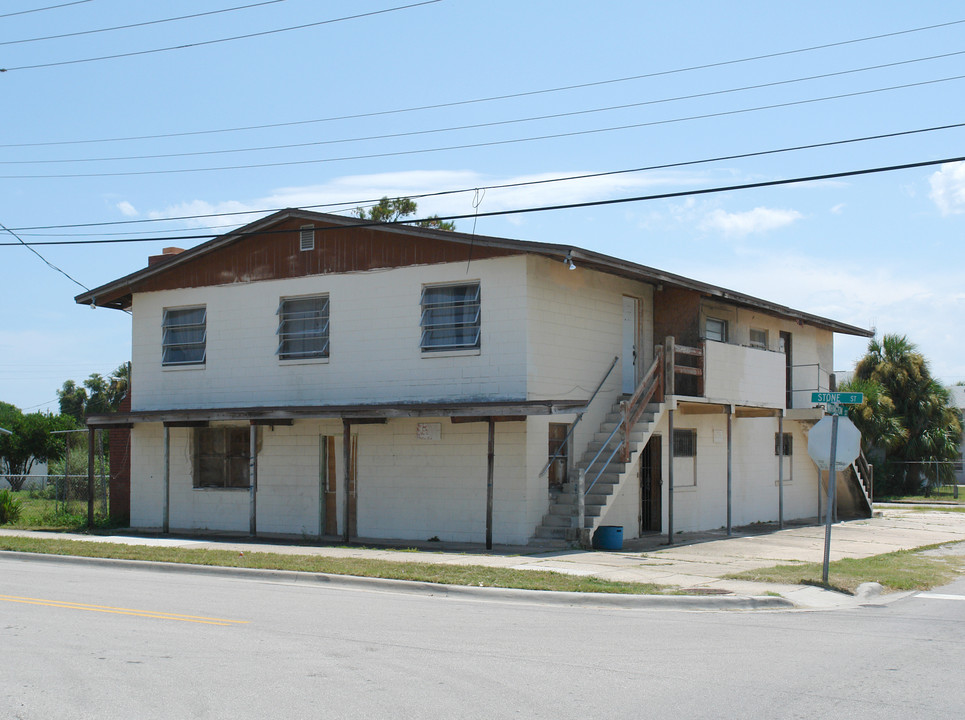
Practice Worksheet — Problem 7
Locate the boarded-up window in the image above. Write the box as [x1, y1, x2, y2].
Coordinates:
[195, 427, 249, 489]
[775, 432, 793, 456]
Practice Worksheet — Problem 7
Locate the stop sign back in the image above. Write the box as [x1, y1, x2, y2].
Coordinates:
[807, 416, 861, 471]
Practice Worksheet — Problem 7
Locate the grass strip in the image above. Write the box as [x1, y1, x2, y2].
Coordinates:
[726, 542, 965, 594]
[0, 535, 668, 595]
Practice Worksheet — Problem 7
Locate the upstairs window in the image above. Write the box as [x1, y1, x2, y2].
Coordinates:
[299, 225, 315, 251]
[194, 427, 249, 489]
[705, 317, 727, 343]
[277, 295, 330, 360]
[420, 283, 481, 352]
[749, 328, 767, 350]
[162, 306, 206, 366]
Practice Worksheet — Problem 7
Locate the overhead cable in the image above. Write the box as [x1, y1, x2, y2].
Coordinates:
[4, 154, 963, 247]
[3, 74, 963, 179]
[6, 51, 963, 166]
[6, 121, 965, 234]
[0, 0, 444, 72]
[1, 16, 961, 144]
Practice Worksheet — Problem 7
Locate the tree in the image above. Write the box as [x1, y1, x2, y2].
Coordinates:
[847, 334, 962, 495]
[354, 196, 456, 231]
[0, 404, 76, 491]
[58, 364, 130, 421]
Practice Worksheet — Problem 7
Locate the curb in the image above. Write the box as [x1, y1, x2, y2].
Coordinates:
[1, 550, 795, 610]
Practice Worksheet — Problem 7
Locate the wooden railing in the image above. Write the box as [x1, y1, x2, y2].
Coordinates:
[620, 348, 664, 462]
[853, 449, 874, 508]
[662, 336, 704, 398]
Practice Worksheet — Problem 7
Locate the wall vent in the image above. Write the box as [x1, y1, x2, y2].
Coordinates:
[299, 225, 315, 251]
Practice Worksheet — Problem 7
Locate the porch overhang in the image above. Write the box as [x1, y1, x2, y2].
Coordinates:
[670, 396, 797, 418]
[83, 399, 586, 429]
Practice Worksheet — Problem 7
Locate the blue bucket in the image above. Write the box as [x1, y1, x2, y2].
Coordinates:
[593, 525, 623, 551]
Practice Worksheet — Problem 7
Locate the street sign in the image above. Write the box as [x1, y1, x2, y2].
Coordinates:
[811, 392, 863, 405]
[826, 403, 849, 417]
[807, 415, 861, 471]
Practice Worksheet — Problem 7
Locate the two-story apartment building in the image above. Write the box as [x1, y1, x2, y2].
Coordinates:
[78, 209, 872, 546]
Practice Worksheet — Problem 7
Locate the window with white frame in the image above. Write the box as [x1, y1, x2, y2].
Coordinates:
[194, 427, 250, 489]
[162, 306, 206, 366]
[277, 295, 330, 360]
[705, 317, 727, 343]
[749, 328, 767, 349]
[420, 283, 481, 352]
[672, 428, 697, 487]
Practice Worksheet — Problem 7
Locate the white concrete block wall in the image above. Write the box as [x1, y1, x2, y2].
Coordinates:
[131, 256, 529, 411]
[704, 342, 785, 407]
[525, 255, 655, 491]
[653, 413, 819, 534]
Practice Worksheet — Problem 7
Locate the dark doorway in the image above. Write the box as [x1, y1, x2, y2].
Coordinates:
[640, 435, 662, 533]
[780, 331, 793, 409]
[548, 423, 569, 490]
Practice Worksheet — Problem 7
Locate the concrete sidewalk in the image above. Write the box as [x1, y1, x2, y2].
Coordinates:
[3, 506, 964, 609]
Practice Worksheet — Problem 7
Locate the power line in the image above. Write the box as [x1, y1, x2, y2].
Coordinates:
[0, 1, 90, 20]
[0, 0, 444, 72]
[3, 154, 963, 247]
[7, 51, 962, 166]
[6, 121, 965, 234]
[0, 220, 89, 290]
[3, 74, 963, 179]
[0, 1, 289, 47]
[2, 16, 962, 145]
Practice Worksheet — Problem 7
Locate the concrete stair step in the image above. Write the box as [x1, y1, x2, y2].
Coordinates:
[541, 514, 573, 528]
[548, 503, 576, 516]
[535, 526, 579, 540]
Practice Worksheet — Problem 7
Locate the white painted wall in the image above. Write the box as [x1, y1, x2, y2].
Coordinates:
[654, 413, 818, 534]
[704, 342, 785, 407]
[131, 256, 529, 411]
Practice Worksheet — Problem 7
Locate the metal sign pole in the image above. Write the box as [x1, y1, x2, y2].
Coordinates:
[821, 413, 839, 584]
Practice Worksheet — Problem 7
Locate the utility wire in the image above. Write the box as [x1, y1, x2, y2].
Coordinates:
[0, 1, 90, 19]
[0, 1, 288, 47]
[3, 74, 963, 179]
[4, 154, 963, 247]
[7, 51, 962, 166]
[0, 220, 89, 289]
[7, 121, 965, 234]
[0, 0, 444, 72]
[2, 16, 961, 144]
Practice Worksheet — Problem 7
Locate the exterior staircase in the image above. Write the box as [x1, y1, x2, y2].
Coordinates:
[531, 397, 665, 545]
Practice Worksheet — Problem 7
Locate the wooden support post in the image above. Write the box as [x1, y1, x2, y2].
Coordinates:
[248, 424, 257, 537]
[162, 426, 170, 534]
[577, 468, 587, 548]
[486, 418, 495, 550]
[342, 419, 351, 544]
[726, 406, 733, 536]
[668, 408, 675, 545]
[778, 411, 785, 530]
[87, 427, 95, 530]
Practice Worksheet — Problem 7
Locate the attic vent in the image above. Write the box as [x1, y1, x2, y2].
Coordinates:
[299, 225, 315, 251]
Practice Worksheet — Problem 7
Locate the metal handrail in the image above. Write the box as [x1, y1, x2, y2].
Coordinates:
[539, 355, 619, 478]
[583, 422, 625, 496]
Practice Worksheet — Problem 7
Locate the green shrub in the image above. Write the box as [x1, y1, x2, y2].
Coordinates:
[0, 489, 23, 524]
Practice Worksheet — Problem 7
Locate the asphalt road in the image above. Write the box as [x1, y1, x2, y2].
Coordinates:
[2, 555, 964, 719]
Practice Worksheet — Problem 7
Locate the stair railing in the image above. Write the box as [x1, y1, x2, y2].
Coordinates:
[585, 350, 665, 496]
[539, 355, 619, 478]
[620, 348, 664, 462]
[852, 448, 874, 508]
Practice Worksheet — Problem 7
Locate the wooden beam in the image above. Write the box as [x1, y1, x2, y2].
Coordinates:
[450, 415, 525, 424]
[342, 419, 351, 544]
[163, 420, 208, 428]
[250, 418, 293, 426]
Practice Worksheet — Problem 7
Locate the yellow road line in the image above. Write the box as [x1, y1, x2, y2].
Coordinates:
[0, 594, 249, 626]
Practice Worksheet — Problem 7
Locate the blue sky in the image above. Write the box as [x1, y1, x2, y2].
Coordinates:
[2, 0, 964, 413]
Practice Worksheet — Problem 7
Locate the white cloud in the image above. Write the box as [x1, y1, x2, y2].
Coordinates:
[929, 161, 965, 215]
[116, 201, 138, 217]
[699, 207, 803, 237]
[146, 168, 716, 228]
[830, 203, 845, 215]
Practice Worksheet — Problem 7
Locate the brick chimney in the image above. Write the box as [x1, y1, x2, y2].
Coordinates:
[148, 246, 185, 266]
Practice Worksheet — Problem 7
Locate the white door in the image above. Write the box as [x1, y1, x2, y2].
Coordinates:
[622, 296, 638, 394]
